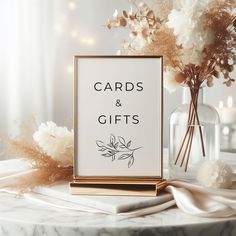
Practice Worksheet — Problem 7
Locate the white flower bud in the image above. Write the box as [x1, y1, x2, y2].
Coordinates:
[197, 160, 233, 189]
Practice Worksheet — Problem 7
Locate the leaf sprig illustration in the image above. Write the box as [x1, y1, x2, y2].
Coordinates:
[96, 134, 142, 168]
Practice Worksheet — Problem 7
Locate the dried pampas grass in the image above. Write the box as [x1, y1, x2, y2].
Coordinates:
[107, 0, 236, 87]
[152, 0, 173, 22]
[141, 28, 182, 70]
[5, 118, 73, 192]
[107, 0, 236, 172]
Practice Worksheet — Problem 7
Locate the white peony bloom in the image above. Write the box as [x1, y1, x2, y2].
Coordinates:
[197, 160, 233, 189]
[166, 0, 215, 65]
[33, 121, 73, 166]
[164, 67, 179, 93]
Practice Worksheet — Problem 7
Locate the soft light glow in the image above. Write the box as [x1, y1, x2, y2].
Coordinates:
[222, 126, 230, 135]
[67, 65, 73, 74]
[227, 96, 233, 108]
[80, 37, 95, 46]
[80, 37, 87, 43]
[219, 100, 224, 109]
[61, 14, 67, 21]
[68, 1, 76, 10]
[54, 24, 63, 33]
[70, 30, 78, 38]
[87, 38, 95, 45]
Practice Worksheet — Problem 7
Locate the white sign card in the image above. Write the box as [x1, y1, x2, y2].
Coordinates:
[74, 56, 163, 181]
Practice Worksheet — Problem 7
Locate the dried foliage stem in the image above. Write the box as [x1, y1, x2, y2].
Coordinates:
[8, 139, 73, 191]
[108, 0, 236, 171]
[174, 83, 206, 171]
[190, 87, 206, 157]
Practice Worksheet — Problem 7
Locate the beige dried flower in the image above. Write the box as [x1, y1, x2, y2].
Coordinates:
[7, 119, 73, 191]
[107, 0, 236, 90]
[175, 72, 187, 83]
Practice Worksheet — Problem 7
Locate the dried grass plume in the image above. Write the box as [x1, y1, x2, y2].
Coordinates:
[6, 118, 73, 191]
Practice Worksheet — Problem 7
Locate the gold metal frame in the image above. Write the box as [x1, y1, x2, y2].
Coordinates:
[73, 55, 163, 183]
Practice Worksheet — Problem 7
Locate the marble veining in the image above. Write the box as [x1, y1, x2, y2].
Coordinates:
[0, 192, 235, 236]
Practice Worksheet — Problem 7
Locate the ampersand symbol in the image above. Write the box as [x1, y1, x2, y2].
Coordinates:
[116, 99, 122, 107]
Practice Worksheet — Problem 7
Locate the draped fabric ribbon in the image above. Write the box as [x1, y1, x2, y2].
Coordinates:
[0, 159, 236, 217]
[166, 180, 236, 217]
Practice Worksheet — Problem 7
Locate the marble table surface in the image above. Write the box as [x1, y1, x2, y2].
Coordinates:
[0, 150, 236, 236]
[0, 190, 236, 236]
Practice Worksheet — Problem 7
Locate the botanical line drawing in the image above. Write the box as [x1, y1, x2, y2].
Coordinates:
[96, 134, 142, 168]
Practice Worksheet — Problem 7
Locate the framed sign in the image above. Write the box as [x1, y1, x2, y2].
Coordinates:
[74, 56, 163, 183]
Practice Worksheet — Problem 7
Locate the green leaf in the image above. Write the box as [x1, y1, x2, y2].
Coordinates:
[112, 155, 115, 161]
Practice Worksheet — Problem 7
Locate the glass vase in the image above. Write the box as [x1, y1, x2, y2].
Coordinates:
[169, 86, 220, 180]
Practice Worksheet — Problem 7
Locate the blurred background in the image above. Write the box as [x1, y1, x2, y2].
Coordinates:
[0, 0, 235, 151]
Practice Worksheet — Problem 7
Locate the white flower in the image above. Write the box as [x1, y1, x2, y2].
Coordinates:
[166, 0, 215, 65]
[113, 9, 118, 18]
[197, 160, 233, 189]
[181, 48, 204, 66]
[164, 67, 179, 93]
[33, 121, 73, 166]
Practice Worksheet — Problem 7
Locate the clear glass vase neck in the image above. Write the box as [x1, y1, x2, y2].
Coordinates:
[182, 86, 204, 104]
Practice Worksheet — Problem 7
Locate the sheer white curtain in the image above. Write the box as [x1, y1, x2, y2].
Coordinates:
[0, 0, 129, 139]
[0, 0, 55, 135]
[1, 0, 231, 151]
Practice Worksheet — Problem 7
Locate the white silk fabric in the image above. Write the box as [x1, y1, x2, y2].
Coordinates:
[0, 159, 236, 217]
[166, 180, 236, 217]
